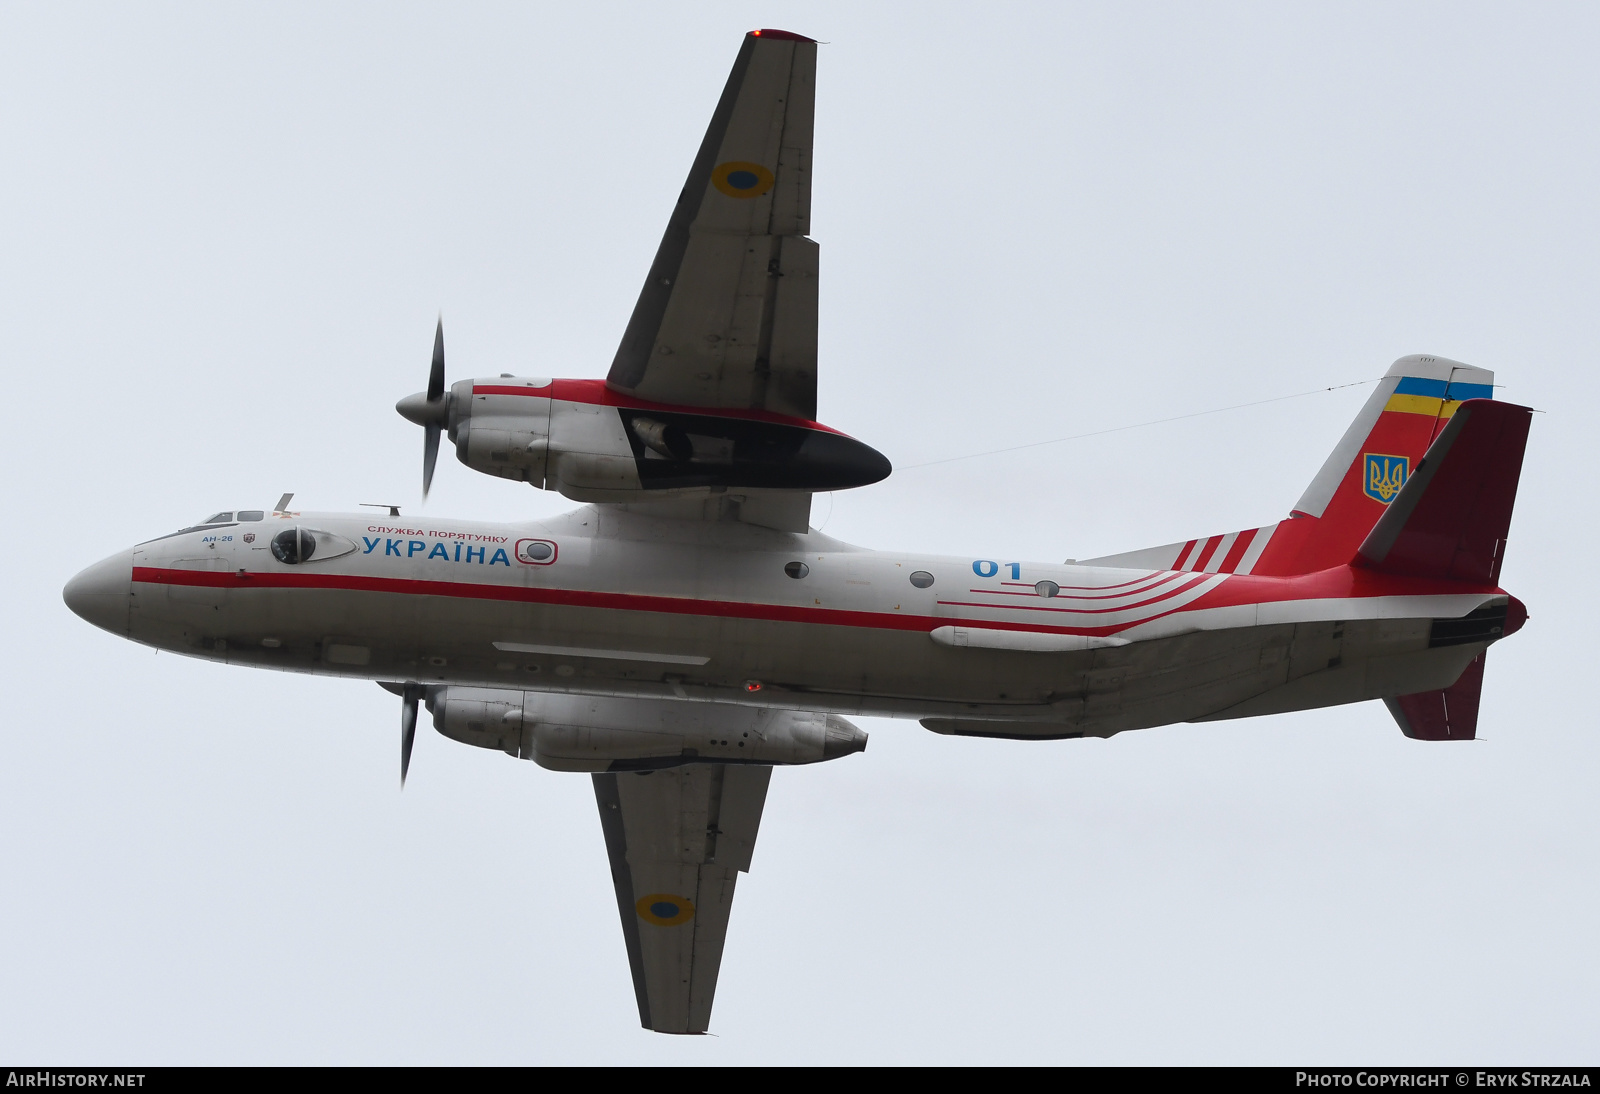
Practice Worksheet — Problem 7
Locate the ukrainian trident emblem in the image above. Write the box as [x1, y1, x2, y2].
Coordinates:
[1363, 454, 1409, 504]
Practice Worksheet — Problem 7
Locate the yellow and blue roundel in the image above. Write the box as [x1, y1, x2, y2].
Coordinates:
[1363, 453, 1409, 504]
[711, 161, 775, 199]
[636, 893, 696, 926]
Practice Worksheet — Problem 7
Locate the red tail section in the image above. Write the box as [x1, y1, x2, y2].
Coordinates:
[1080, 356, 1507, 579]
[1084, 356, 1505, 578]
[1081, 356, 1532, 744]
[1251, 356, 1497, 576]
[1358, 397, 1533, 742]
[1355, 399, 1533, 584]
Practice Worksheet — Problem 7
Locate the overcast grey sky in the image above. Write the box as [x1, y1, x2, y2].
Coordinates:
[3, 2, 1597, 1064]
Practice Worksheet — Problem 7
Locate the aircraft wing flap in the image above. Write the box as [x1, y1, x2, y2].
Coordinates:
[593, 763, 773, 1034]
[608, 32, 818, 421]
[768, 235, 819, 404]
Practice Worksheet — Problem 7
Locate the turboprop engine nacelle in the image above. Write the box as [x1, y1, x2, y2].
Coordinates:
[428, 687, 868, 772]
[403, 375, 891, 503]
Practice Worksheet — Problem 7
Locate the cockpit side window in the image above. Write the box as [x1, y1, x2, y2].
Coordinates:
[237, 510, 264, 522]
[203, 512, 234, 523]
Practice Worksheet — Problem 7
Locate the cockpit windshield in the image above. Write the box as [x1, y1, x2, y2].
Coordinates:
[140, 508, 260, 547]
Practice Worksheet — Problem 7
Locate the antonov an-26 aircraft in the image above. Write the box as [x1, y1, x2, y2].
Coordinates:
[64, 30, 1533, 1034]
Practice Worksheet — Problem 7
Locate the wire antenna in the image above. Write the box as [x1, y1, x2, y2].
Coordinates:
[898, 379, 1378, 471]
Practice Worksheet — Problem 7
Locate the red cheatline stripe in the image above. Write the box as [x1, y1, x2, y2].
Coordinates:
[470, 378, 848, 436]
[936, 573, 1215, 617]
[968, 572, 1193, 602]
[135, 566, 1137, 637]
[1217, 527, 1257, 573]
[133, 562, 1498, 641]
[1190, 535, 1226, 572]
[1041, 573, 1177, 592]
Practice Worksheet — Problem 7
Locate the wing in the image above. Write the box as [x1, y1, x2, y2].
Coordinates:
[593, 763, 772, 1033]
[607, 30, 819, 421]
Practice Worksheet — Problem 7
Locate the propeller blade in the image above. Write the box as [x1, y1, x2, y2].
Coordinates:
[396, 318, 449, 501]
[400, 683, 422, 788]
[428, 318, 445, 402]
[422, 424, 440, 498]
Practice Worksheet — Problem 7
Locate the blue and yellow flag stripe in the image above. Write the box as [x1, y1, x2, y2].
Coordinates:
[1385, 375, 1496, 418]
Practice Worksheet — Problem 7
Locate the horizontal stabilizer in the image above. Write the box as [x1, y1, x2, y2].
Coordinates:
[1384, 654, 1485, 740]
[1356, 399, 1533, 584]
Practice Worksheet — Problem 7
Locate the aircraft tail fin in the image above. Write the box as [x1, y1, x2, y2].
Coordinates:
[1083, 355, 1501, 577]
[1248, 355, 1498, 575]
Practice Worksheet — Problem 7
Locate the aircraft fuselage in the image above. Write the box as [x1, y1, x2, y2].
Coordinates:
[67, 506, 1513, 739]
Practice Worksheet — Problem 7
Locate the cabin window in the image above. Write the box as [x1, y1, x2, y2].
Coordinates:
[1035, 580, 1060, 598]
[784, 561, 809, 579]
[909, 571, 935, 589]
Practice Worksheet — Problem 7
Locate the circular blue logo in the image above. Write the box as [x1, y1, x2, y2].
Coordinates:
[712, 161, 775, 199]
[636, 892, 696, 926]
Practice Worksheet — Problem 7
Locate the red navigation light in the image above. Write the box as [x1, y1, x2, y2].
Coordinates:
[744, 680, 763, 692]
[749, 29, 816, 42]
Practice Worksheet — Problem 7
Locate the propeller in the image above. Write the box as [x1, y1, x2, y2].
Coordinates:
[395, 318, 450, 498]
[400, 682, 425, 788]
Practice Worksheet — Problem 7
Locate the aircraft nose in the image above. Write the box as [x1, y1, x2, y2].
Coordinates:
[63, 552, 133, 636]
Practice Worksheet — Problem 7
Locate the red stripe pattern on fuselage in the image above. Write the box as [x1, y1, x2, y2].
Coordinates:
[132, 564, 1502, 641]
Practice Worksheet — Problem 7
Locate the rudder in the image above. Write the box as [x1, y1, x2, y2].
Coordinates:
[1354, 398, 1533, 584]
[1358, 396, 1533, 742]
